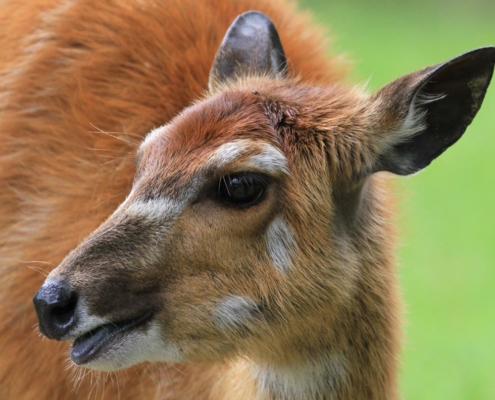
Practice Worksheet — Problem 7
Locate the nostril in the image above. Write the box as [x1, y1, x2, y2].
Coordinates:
[33, 279, 79, 339]
[51, 290, 78, 326]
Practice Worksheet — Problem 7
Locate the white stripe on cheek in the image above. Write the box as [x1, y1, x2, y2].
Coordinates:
[214, 295, 259, 331]
[265, 217, 296, 274]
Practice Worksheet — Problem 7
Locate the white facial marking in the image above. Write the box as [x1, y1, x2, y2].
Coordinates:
[85, 321, 183, 371]
[126, 197, 184, 222]
[245, 143, 289, 175]
[208, 140, 248, 167]
[214, 295, 259, 331]
[208, 139, 289, 175]
[56, 287, 182, 371]
[254, 354, 347, 400]
[109, 197, 186, 265]
[68, 299, 109, 340]
[265, 217, 296, 274]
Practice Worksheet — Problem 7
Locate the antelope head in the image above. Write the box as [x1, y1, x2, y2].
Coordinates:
[33, 12, 494, 377]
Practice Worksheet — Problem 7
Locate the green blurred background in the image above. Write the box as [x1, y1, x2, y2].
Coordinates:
[299, 1, 495, 399]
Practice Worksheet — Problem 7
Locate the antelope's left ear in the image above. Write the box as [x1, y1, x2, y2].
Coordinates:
[372, 47, 495, 176]
[208, 11, 287, 91]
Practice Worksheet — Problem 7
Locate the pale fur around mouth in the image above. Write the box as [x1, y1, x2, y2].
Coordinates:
[70, 311, 154, 365]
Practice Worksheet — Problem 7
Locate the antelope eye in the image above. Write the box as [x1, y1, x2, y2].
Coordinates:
[218, 173, 267, 207]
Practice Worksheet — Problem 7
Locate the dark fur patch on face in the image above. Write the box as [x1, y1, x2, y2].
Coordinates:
[58, 213, 167, 319]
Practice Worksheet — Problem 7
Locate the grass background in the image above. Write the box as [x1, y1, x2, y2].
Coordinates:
[299, 1, 495, 399]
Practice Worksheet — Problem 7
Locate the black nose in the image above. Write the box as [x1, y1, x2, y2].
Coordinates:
[33, 279, 78, 340]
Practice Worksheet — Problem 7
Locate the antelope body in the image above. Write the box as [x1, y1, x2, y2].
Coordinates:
[1, 0, 493, 399]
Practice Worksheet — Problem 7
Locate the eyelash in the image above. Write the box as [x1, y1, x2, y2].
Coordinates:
[217, 172, 268, 208]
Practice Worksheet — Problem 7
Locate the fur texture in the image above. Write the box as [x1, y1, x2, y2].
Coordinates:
[0, 1, 345, 398]
[2, 1, 493, 399]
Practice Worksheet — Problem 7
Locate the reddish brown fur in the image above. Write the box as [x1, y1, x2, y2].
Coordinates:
[0, 1, 347, 398]
[5, 0, 488, 399]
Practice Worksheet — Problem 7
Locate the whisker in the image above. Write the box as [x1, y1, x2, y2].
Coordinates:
[166, 365, 178, 400]
[89, 124, 140, 146]
[18, 259, 55, 266]
[27, 265, 49, 277]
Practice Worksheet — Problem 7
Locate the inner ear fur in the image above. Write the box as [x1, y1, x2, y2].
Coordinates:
[372, 46, 495, 176]
[208, 11, 287, 92]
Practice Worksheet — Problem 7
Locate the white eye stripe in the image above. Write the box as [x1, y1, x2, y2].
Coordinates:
[207, 140, 289, 175]
[120, 142, 287, 225]
[207, 140, 249, 167]
[126, 198, 184, 222]
[245, 143, 290, 175]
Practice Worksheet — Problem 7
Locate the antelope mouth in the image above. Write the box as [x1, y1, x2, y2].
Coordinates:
[70, 311, 154, 365]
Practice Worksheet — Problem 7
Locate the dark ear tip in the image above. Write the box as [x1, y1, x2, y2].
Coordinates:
[208, 9, 287, 90]
[478, 46, 495, 67]
[469, 46, 495, 58]
[236, 10, 273, 22]
[449, 46, 495, 67]
[229, 10, 277, 38]
[229, 10, 281, 43]
[423, 46, 495, 92]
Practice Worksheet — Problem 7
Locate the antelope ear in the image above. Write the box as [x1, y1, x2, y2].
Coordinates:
[373, 47, 495, 176]
[208, 11, 287, 91]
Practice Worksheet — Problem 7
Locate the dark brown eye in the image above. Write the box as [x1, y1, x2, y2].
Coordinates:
[218, 173, 267, 207]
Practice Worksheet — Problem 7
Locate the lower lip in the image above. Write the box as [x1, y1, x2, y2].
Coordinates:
[70, 311, 154, 365]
